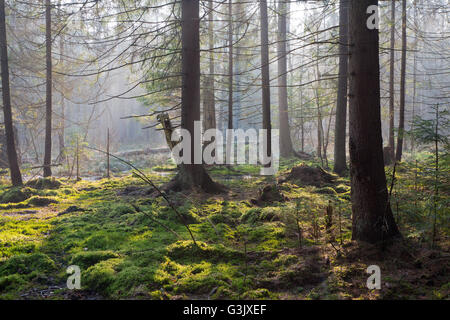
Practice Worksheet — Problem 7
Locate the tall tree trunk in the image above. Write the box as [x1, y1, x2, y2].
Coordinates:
[388, 0, 396, 161]
[396, 0, 407, 162]
[43, 0, 52, 177]
[202, 0, 216, 133]
[0, 0, 22, 186]
[348, 0, 400, 243]
[315, 53, 323, 166]
[334, 0, 349, 175]
[260, 0, 272, 164]
[226, 0, 233, 163]
[411, 0, 417, 156]
[233, 0, 242, 129]
[57, 0, 65, 163]
[277, 0, 294, 157]
[315, 90, 323, 166]
[169, 0, 221, 192]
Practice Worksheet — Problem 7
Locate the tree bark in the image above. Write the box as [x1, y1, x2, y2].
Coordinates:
[202, 0, 216, 133]
[334, 0, 349, 175]
[348, 0, 400, 243]
[277, 0, 294, 158]
[388, 0, 396, 161]
[226, 0, 233, 163]
[0, 0, 22, 186]
[169, 0, 222, 193]
[396, 0, 407, 162]
[57, 0, 65, 163]
[260, 0, 271, 162]
[43, 0, 52, 177]
[410, 0, 417, 156]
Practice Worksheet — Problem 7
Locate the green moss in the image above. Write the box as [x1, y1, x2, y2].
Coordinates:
[0, 187, 32, 204]
[334, 184, 350, 194]
[317, 187, 338, 195]
[154, 258, 236, 295]
[26, 177, 62, 190]
[70, 251, 119, 269]
[0, 274, 26, 292]
[274, 254, 298, 267]
[109, 265, 154, 297]
[83, 258, 122, 294]
[208, 213, 236, 226]
[0, 253, 56, 276]
[241, 288, 275, 299]
[240, 208, 263, 224]
[166, 241, 244, 263]
[339, 191, 351, 201]
[27, 196, 59, 207]
[82, 232, 129, 250]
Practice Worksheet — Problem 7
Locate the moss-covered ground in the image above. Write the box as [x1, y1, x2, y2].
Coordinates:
[0, 158, 448, 300]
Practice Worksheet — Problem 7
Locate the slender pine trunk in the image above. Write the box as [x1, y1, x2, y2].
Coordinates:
[334, 0, 349, 175]
[43, 0, 53, 177]
[0, 0, 22, 186]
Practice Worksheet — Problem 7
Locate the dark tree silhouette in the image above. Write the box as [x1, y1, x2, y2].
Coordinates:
[388, 0, 396, 162]
[260, 0, 272, 164]
[168, 0, 222, 193]
[348, 0, 400, 243]
[277, 0, 294, 158]
[43, 0, 52, 177]
[396, 0, 407, 162]
[334, 0, 349, 175]
[0, 0, 22, 186]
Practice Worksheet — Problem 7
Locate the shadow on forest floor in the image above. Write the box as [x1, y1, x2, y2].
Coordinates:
[0, 158, 448, 300]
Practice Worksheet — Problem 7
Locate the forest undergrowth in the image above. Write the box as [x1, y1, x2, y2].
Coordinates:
[0, 156, 448, 300]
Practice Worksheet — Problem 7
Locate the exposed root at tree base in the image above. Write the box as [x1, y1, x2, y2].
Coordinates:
[162, 166, 226, 194]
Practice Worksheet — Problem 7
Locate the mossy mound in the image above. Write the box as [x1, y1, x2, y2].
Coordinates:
[27, 196, 59, 207]
[333, 184, 350, 194]
[26, 177, 62, 190]
[0, 187, 33, 204]
[251, 184, 286, 206]
[279, 164, 338, 187]
[0, 274, 27, 292]
[317, 187, 338, 195]
[241, 207, 279, 224]
[0, 253, 56, 276]
[70, 251, 119, 269]
[83, 258, 122, 294]
[166, 241, 244, 263]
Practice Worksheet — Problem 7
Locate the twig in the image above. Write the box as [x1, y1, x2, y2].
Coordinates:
[86, 145, 198, 247]
[131, 204, 181, 239]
